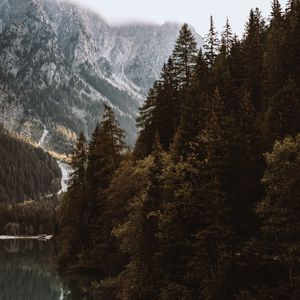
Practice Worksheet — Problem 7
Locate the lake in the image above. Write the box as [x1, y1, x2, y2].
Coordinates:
[0, 239, 94, 300]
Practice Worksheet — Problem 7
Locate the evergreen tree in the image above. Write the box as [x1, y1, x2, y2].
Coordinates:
[57, 132, 87, 269]
[213, 20, 237, 114]
[204, 16, 219, 67]
[221, 17, 234, 56]
[233, 92, 262, 243]
[242, 8, 265, 111]
[263, 0, 285, 106]
[172, 23, 198, 88]
[135, 81, 161, 158]
[265, 76, 300, 142]
[86, 104, 126, 273]
[114, 144, 165, 300]
[156, 58, 181, 150]
[228, 36, 245, 95]
[135, 24, 198, 157]
[172, 50, 210, 158]
[285, 0, 300, 81]
[56, 3, 300, 298]
[255, 136, 300, 298]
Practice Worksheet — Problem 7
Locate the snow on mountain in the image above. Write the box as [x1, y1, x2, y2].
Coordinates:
[0, 0, 204, 153]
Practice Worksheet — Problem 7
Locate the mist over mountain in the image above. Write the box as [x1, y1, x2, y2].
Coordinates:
[0, 0, 203, 152]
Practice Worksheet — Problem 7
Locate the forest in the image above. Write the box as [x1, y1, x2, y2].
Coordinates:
[57, 1, 300, 299]
[0, 127, 61, 235]
[0, 127, 61, 203]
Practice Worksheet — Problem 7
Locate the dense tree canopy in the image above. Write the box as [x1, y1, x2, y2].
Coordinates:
[57, 2, 300, 299]
[0, 127, 61, 203]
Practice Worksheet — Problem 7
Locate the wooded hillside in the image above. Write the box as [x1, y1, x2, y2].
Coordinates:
[0, 127, 61, 203]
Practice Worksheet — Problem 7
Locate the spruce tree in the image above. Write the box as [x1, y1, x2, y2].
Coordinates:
[192, 89, 239, 299]
[221, 17, 234, 56]
[256, 136, 300, 298]
[172, 23, 198, 88]
[114, 144, 165, 300]
[135, 81, 161, 158]
[57, 132, 87, 269]
[86, 104, 126, 273]
[213, 19, 237, 114]
[204, 16, 219, 67]
[135, 24, 198, 158]
[242, 8, 265, 111]
[263, 0, 285, 105]
[285, 0, 300, 80]
[265, 76, 300, 141]
[172, 50, 210, 158]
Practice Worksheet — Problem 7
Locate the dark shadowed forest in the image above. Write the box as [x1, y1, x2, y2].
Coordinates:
[57, 1, 300, 299]
[0, 127, 61, 235]
[0, 127, 61, 203]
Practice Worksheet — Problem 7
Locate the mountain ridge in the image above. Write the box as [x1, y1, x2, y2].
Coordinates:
[0, 0, 204, 152]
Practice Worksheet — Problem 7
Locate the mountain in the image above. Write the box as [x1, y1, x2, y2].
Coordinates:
[0, 0, 203, 152]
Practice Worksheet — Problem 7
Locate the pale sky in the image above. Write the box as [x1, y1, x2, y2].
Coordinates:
[71, 0, 288, 37]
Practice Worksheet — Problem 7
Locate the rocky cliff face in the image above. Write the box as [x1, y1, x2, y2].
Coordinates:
[0, 0, 203, 152]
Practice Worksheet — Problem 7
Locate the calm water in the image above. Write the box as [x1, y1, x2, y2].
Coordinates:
[0, 239, 93, 300]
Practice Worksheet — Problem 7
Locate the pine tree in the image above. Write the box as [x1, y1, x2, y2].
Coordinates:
[285, 0, 300, 80]
[85, 123, 101, 218]
[265, 76, 300, 142]
[172, 50, 210, 158]
[135, 24, 198, 158]
[242, 8, 265, 111]
[192, 89, 240, 299]
[228, 36, 244, 93]
[221, 17, 234, 56]
[57, 132, 87, 269]
[156, 58, 181, 150]
[213, 19, 237, 114]
[135, 81, 161, 159]
[256, 136, 300, 298]
[233, 92, 262, 242]
[172, 23, 198, 88]
[204, 16, 219, 67]
[263, 0, 285, 104]
[113, 144, 165, 300]
[86, 104, 126, 273]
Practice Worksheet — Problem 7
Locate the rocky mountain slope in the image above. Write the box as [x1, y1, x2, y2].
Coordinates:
[0, 0, 203, 152]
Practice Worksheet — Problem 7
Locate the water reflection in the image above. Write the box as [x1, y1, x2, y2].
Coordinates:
[0, 239, 108, 300]
[0, 239, 63, 300]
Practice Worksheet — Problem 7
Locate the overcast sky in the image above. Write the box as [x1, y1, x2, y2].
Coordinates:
[71, 0, 288, 37]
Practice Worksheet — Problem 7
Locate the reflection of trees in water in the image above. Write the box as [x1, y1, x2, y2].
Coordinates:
[0, 240, 115, 300]
[0, 240, 62, 300]
[59, 273, 118, 300]
[0, 268, 62, 300]
[3, 239, 37, 253]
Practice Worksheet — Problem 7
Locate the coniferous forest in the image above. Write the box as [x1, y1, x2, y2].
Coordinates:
[57, 1, 300, 299]
[0, 127, 61, 203]
[0, 127, 61, 235]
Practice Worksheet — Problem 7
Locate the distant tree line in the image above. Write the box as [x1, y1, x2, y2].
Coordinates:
[0, 126, 61, 203]
[0, 197, 58, 235]
[57, 1, 300, 299]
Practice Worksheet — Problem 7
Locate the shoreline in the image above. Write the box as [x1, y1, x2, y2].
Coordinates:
[0, 235, 53, 240]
